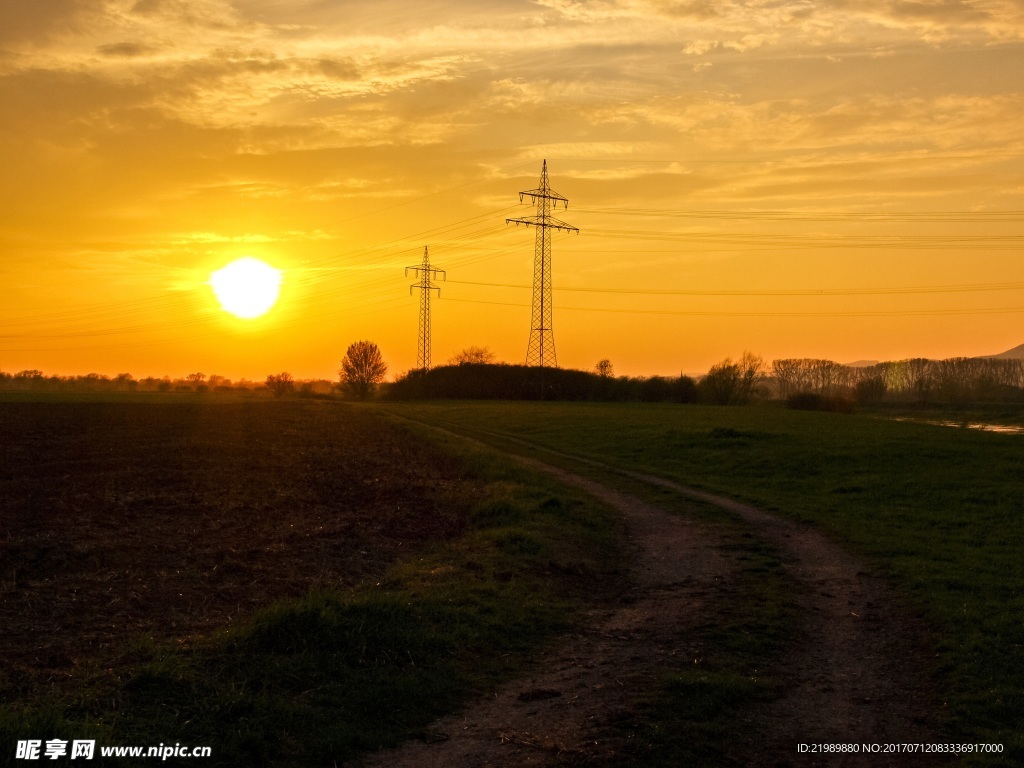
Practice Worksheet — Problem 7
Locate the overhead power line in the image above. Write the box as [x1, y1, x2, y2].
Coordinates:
[446, 279, 1024, 297]
[574, 207, 1024, 223]
[444, 297, 1024, 318]
[577, 228, 1024, 250]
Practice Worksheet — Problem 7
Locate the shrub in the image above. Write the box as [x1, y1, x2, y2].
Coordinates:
[854, 376, 886, 404]
[786, 392, 854, 413]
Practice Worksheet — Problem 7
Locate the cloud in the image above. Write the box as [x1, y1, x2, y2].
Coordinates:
[826, 0, 1024, 41]
[648, 0, 724, 21]
[722, 33, 777, 52]
[682, 38, 719, 55]
[126, 0, 249, 31]
[316, 57, 362, 80]
[1, 0, 1022, 223]
[97, 41, 160, 57]
[0, 0, 89, 44]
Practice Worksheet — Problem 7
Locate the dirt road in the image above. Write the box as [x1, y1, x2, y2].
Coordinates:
[358, 431, 943, 767]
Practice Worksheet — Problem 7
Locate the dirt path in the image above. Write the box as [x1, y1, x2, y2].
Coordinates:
[357, 429, 943, 767]
[615, 468, 943, 767]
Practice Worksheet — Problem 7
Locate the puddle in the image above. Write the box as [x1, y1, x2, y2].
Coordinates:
[890, 418, 1024, 434]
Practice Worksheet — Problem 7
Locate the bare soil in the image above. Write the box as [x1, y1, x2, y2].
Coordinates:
[359, 444, 945, 768]
[0, 401, 471, 689]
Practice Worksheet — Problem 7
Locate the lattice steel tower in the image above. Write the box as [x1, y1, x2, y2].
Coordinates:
[506, 160, 578, 367]
[406, 246, 445, 371]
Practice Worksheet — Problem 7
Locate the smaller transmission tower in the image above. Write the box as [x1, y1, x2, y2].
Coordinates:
[406, 246, 445, 371]
[506, 160, 578, 367]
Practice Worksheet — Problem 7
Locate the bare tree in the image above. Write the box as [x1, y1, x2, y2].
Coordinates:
[265, 372, 295, 398]
[699, 352, 766, 405]
[595, 359, 614, 378]
[339, 341, 388, 400]
[448, 346, 496, 365]
[771, 359, 818, 396]
[905, 358, 934, 405]
[809, 359, 843, 395]
[737, 351, 767, 402]
[771, 359, 801, 399]
[186, 372, 205, 385]
[935, 357, 976, 404]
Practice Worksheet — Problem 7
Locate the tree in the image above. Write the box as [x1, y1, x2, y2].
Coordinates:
[699, 352, 766, 405]
[808, 359, 843, 395]
[595, 359, 614, 378]
[905, 358, 934, 405]
[771, 359, 805, 399]
[854, 375, 887, 404]
[339, 341, 388, 400]
[448, 346, 496, 365]
[265, 372, 295, 398]
[113, 373, 137, 392]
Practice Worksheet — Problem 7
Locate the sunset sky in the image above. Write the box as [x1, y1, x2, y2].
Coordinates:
[2, 0, 1023, 380]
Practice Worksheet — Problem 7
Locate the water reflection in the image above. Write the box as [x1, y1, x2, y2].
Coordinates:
[890, 418, 1024, 434]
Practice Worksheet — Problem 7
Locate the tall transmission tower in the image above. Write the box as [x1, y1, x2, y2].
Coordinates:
[506, 160, 578, 367]
[406, 246, 445, 371]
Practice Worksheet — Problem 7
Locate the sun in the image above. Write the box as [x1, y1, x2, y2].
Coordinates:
[210, 257, 282, 319]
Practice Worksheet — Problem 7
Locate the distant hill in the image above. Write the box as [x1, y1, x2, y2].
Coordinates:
[985, 343, 1024, 360]
[842, 345, 1024, 365]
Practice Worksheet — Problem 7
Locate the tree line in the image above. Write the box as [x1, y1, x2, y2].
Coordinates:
[5, 344, 1022, 406]
[0, 342, 388, 400]
[0, 370, 337, 396]
[769, 356, 1024, 406]
[688, 353, 1024, 407]
[389, 351, 1024, 406]
[387, 362, 699, 402]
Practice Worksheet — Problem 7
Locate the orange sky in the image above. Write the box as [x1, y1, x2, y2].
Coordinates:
[1, 0, 1023, 380]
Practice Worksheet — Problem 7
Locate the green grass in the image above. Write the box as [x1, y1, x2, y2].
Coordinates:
[384, 400, 1024, 766]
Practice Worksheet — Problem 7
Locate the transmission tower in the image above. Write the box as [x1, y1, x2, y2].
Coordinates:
[406, 246, 445, 371]
[506, 160, 578, 367]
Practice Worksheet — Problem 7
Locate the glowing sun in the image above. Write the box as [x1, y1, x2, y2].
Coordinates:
[210, 257, 282, 319]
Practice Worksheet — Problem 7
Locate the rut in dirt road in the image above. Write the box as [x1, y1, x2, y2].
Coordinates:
[357, 438, 943, 767]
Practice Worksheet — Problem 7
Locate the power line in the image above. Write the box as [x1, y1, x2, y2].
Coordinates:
[577, 228, 1024, 249]
[574, 207, 1024, 223]
[444, 297, 1024, 318]
[446, 279, 1024, 297]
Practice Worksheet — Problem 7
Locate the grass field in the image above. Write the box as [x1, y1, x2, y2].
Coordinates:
[0, 398, 619, 766]
[384, 401, 1024, 765]
[4, 395, 1022, 765]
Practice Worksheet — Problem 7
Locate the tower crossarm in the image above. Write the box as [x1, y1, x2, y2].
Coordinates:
[517, 188, 570, 207]
[406, 262, 446, 295]
[505, 214, 579, 233]
[408, 282, 441, 296]
[406, 266, 446, 291]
